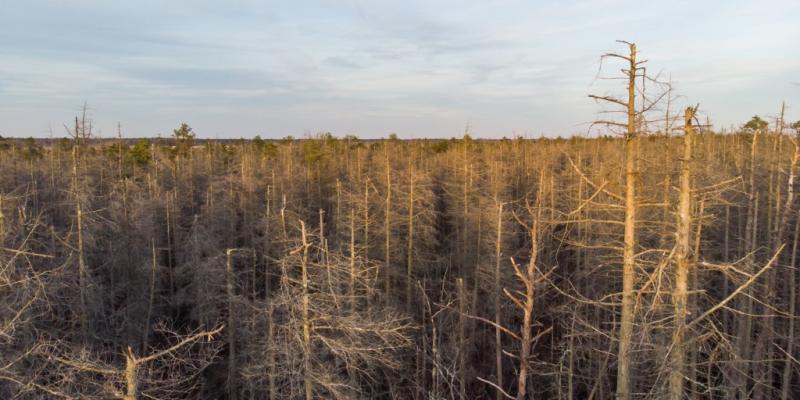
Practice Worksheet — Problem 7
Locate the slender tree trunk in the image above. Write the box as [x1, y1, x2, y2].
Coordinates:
[265, 187, 276, 400]
[457, 278, 467, 400]
[336, 179, 341, 249]
[669, 107, 695, 400]
[568, 314, 575, 400]
[735, 128, 760, 398]
[385, 147, 392, 299]
[417, 281, 427, 399]
[688, 196, 705, 395]
[72, 145, 89, 340]
[616, 42, 638, 400]
[517, 189, 542, 400]
[472, 196, 482, 314]
[406, 153, 415, 310]
[753, 118, 789, 400]
[494, 200, 504, 400]
[0, 194, 4, 245]
[364, 178, 369, 258]
[350, 208, 357, 310]
[117, 122, 124, 181]
[166, 193, 175, 305]
[778, 136, 799, 400]
[141, 239, 157, 353]
[724, 203, 731, 326]
[781, 216, 800, 400]
[431, 291, 439, 399]
[575, 152, 584, 271]
[300, 222, 313, 400]
[463, 139, 471, 273]
[226, 249, 238, 400]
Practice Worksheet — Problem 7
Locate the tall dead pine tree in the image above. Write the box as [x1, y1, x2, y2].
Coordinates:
[226, 249, 238, 400]
[589, 41, 641, 400]
[494, 200, 504, 400]
[669, 106, 696, 400]
[384, 144, 392, 299]
[406, 150, 416, 310]
[300, 221, 313, 400]
[477, 172, 550, 400]
[780, 134, 800, 400]
[617, 42, 639, 400]
[513, 173, 545, 400]
[67, 112, 91, 341]
[734, 126, 761, 397]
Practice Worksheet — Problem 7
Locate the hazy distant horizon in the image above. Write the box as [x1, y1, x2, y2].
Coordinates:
[2, 0, 798, 139]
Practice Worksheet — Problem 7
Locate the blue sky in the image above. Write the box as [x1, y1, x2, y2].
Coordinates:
[1, 0, 798, 138]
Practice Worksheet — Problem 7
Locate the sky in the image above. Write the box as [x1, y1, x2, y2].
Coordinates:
[0, 0, 798, 139]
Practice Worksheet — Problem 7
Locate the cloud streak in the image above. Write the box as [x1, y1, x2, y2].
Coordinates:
[0, 0, 797, 138]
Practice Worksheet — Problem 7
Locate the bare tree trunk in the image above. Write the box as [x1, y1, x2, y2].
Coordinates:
[753, 111, 789, 400]
[517, 187, 542, 400]
[141, 239, 157, 353]
[385, 146, 392, 299]
[226, 249, 238, 400]
[364, 178, 369, 261]
[778, 135, 799, 400]
[350, 208, 357, 310]
[417, 281, 427, 399]
[266, 186, 276, 400]
[300, 221, 313, 400]
[406, 153, 415, 310]
[724, 203, 731, 326]
[430, 290, 439, 399]
[575, 152, 584, 272]
[72, 144, 89, 340]
[124, 348, 138, 400]
[494, 200, 504, 400]
[735, 128, 760, 398]
[319, 208, 325, 251]
[781, 216, 800, 400]
[457, 278, 466, 400]
[166, 192, 175, 306]
[0, 194, 4, 245]
[463, 137, 471, 273]
[688, 196, 705, 395]
[669, 107, 696, 400]
[616, 41, 638, 400]
[568, 314, 575, 400]
[472, 196, 482, 315]
[336, 179, 341, 248]
[117, 122, 124, 181]
[122, 328, 223, 400]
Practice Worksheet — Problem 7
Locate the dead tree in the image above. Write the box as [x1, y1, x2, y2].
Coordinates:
[31, 325, 223, 399]
[259, 219, 412, 399]
[66, 111, 91, 340]
[511, 173, 548, 399]
[300, 221, 313, 400]
[226, 248, 255, 400]
[734, 125, 761, 397]
[123, 326, 223, 400]
[406, 148, 416, 310]
[474, 171, 552, 400]
[588, 41, 665, 400]
[668, 106, 697, 399]
[779, 131, 799, 400]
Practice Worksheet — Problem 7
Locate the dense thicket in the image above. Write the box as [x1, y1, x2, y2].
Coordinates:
[1, 112, 799, 399]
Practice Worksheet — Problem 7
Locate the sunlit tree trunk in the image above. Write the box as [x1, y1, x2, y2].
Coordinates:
[616, 42, 638, 400]
[669, 107, 696, 400]
[300, 221, 313, 400]
[494, 200, 504, 400]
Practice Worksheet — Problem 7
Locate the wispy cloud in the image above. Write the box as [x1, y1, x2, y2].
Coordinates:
[0, 0, 797, 138]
